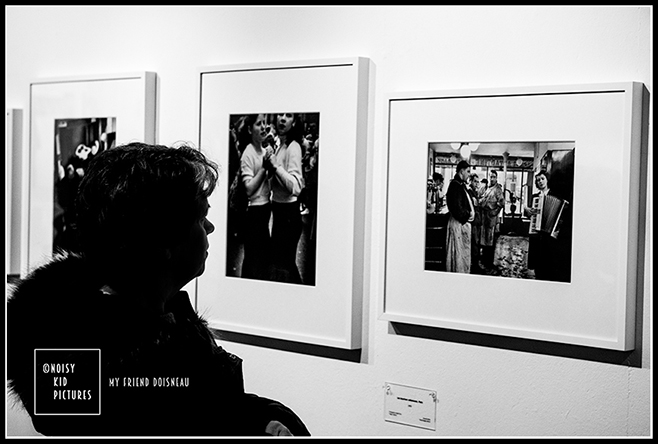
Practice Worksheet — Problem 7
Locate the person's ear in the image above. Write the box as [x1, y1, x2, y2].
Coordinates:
[150, 247, 172, 263]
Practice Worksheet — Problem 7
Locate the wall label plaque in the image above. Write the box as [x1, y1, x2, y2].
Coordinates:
[384, 382, 437, 431]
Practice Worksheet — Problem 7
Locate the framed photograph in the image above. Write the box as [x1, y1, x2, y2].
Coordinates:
[381, 82, 646, 351]
[196, 58, 373, 349]
[7, 108, 23, 276]
[23, 72, 156, 275]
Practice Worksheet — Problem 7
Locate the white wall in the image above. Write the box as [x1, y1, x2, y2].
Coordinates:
[5, 6, 652, 437]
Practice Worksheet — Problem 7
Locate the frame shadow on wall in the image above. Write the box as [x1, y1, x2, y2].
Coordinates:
[389, 320, 641, 367]
[211, 329, 362, 363]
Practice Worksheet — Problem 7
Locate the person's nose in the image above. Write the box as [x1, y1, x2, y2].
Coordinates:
[204, 218, 215, 235]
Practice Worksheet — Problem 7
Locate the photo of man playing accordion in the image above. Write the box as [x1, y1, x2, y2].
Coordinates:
[524, 170, 572, 282]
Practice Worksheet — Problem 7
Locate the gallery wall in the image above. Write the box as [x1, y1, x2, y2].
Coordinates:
[5, 6, 652, 437]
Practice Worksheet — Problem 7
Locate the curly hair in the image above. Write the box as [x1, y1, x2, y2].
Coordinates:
[536, 169, 550, 180]
[74, 142, 219, 271]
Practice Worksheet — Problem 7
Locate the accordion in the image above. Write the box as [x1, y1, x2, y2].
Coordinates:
[529, 194, 569, 239]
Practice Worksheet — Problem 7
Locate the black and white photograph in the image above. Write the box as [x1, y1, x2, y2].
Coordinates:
[425, 141, 574, 283]
[53, 117, 116, 253]
[196, 59, 369, 351]
[7, 6, 650, 440]
[225, 112, 319, 286]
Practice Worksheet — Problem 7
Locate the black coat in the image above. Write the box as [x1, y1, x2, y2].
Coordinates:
[527, 190, 573, 283]
[446, 177, 472, 225]
[7, 252, 310, 437]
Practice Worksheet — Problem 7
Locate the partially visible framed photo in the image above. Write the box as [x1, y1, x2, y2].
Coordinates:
[23, 72, 156, 275]
[196, 58, 373, 349]
[381, 82, 646, 351]
[7, 108, 23, 276]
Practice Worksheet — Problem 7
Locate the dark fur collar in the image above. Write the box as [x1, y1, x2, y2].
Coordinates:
[7, 252, 227, 419]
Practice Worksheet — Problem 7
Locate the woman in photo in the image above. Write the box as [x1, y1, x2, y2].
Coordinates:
[266, 113, 305, 284]
[239, 114, 274, 281]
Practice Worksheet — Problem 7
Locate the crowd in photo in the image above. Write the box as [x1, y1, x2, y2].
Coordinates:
[53, 118, 116, 254]
[426, 159, 572, 283]
[226, 113, 319, 286]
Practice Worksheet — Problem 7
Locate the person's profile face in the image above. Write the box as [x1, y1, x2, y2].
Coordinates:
[170, 198, 215, 284]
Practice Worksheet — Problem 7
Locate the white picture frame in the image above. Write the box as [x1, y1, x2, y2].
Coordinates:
[23, 72, 157, 276]
[196, 58, 373, 349]
[381, 82, 646, 351]
[6, 108, 23, 276]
